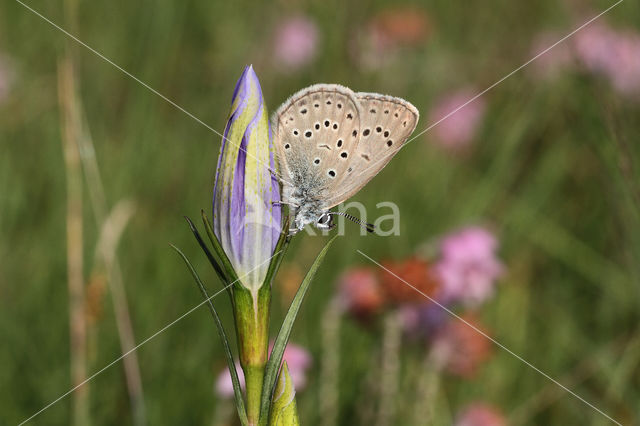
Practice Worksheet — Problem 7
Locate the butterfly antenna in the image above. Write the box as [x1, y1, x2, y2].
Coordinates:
[330, 212, 375, 233]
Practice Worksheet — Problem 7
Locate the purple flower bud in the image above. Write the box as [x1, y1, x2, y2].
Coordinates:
[213, 65, 281, 293]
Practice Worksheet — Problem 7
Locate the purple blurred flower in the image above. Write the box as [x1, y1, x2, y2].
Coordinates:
[215, 342, 311, 398]
[435, 227, 503, 307]
[399, 303, 448, 340]
[454, 403, 506, 426]
[212, 65, 281, 293]
[574, 22, 640, 97]
[428, 90, 486, 150]
[273, 16, 319, 71]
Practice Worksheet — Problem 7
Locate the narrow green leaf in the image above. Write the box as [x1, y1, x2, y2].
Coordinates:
[171, 244, 248, 426]
[258, 236, 338, 425]
[184, 216, 233, 302]
[201, 210, 241, 285]
[263, 217, 291, 289]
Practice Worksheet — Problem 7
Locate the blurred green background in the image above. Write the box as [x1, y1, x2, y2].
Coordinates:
[1, 0, 639, 424]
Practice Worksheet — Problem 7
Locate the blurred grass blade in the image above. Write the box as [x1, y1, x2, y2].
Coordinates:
[201, 210, 240, 284]
[184, 216, 233, 302]
[171, 244, 248, 426]
[258, 236, 338, 425]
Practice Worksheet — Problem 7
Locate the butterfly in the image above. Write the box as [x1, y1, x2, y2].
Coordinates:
[273, 84, 419, 235]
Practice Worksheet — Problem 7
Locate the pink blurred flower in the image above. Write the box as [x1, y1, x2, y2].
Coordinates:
[431, 315, 492, 378]
[455, 403, 506, 426]
[573, 23, 615, 73]
[215, 342, 312, 398]
[529, 31, 575, 79]
[573, 22, 640, 97]
[273, 16, 319, 71]
[428, 90, 486, 150]
[337, 267, 385, 317]
[435, 227, 503, 307]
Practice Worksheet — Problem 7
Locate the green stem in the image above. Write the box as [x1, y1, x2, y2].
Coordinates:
[234, 284, 271, 425]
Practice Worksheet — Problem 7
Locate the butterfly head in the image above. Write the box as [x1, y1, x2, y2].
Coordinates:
[289, 203, 334, 235]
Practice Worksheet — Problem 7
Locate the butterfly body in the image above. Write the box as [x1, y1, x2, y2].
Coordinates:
[273, 84, 419, 234]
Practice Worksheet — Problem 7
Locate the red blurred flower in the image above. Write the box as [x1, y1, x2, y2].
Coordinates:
[431, 314, 493, 378]
[354, 7, 431, 70]
[337, 267, 385, 317]
[370, 7, 431, 49]
[455, 403, 506, 426]
[380, 257, 439, 305]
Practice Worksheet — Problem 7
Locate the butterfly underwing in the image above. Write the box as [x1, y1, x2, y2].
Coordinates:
[273, 84, 419, 234]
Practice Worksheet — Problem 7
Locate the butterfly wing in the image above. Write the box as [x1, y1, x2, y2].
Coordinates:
[324, 93, 419, 208]
[273, 84, 362, 194]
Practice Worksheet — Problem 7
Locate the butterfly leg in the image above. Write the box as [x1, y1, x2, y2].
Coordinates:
[268, 167, 289, 184]
[272, 201, 300, 208]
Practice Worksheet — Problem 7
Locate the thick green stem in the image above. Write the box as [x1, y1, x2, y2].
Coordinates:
[234, 284, 270, 425]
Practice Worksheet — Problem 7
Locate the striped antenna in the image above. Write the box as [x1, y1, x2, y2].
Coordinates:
[329, 211, 375, 233]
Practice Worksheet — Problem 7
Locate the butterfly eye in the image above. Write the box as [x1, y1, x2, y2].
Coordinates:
[340, 152, 348, 159]
[305, 131, 312, 138]
[293, 129, 299, 136]
[324, 120, 330, 127]
[363, 129, 370, 136]
[337, 139, 343, 148]
[315, 123, 320, 130]
[333, 123, 338, 130]
[376, 126, 382, 133]
[387, 140, 393, 147]
[328, 170, 336, 178]
[313, 158, 320, 165]
[284, 143, 291, 149]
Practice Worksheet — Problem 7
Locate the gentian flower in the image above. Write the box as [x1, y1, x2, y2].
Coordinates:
[213, 65, 281, 295]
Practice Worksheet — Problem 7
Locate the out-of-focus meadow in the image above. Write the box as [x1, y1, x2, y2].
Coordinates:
[1, 0, 640, 425]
